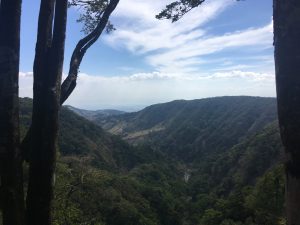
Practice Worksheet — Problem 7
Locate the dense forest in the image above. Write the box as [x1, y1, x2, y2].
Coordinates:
[12, 96, 285, 225]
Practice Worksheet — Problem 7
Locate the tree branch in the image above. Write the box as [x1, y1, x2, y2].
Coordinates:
[60, 0, 119, 104]
[156, 0, 205, 22]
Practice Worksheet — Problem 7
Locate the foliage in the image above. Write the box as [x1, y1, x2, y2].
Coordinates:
[53, 158, 184, 225]
[200, 209, 223, 225]
[95, 96, 278, 163]
[156, 0, 243, 22]
[245, 166, 285, 225]
[19, 97, 285, 225]
[156, 0, 205, 22]
[68, 0, 115, 34]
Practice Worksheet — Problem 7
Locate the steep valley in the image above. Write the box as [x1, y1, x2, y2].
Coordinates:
[20, 96, 284, 225]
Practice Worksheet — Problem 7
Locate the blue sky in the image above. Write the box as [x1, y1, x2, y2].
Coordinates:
[20, 0, 275, 110]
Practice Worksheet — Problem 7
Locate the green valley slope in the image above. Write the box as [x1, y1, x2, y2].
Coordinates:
[20, 98, 153, 170]
[18, 97, 285, 225]
[88, 96, 278, 162]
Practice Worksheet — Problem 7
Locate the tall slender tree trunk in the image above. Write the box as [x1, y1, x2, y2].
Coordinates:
[25, 0, 67, 224]
[0, 0, 24, 225]
[23, 0, 118, 223]
[273, 1, 300, 224]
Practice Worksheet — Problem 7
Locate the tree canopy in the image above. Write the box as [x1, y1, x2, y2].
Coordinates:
[156, 0, 205, 22]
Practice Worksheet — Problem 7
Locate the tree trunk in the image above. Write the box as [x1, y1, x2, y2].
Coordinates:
[273, 0, 300, 224]
[24, 2, 118, 223]
[21, 0, 120, 161]
[25, 0, 67, 224]
[0, 0, 24, 225]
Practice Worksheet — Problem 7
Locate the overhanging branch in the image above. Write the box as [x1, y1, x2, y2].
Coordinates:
[60, 0, 119, 104]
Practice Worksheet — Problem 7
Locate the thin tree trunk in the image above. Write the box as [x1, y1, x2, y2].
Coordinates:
[0, 0, 24, 224]
[273, 0, 300, 224]
[25, 0, 67, 224]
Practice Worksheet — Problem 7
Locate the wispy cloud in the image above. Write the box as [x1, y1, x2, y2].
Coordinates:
[19, 0, 275, 109]
[108, 0, 231, 52]
[106, 0, 273, 74]
[147, 23, 273, 73]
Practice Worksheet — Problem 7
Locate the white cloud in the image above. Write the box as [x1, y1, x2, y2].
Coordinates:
[68, 71, 276, 109]
[19, 70, 275, 110]
[147, 23, 273, 72]
[19, 0, 276, 109]
[106, 0, 274, 74]
[19, 72, 33, 98]
[19, 71, 33, 78]
[109, 0, 231, 53]
[208, 70, 274, 82]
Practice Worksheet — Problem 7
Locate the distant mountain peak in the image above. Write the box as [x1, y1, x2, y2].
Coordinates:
[66, 105, 126, 121]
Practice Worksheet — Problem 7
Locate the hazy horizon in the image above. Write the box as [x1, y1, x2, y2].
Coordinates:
[62, 95, 276, 111]
[20, 0, 275, 109]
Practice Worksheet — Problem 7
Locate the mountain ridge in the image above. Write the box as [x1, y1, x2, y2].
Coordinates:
[20, 98, 156, 171]
[19, 96, 284, 225]
[78, 96, 278, 163]
[66, 105, 126, 121]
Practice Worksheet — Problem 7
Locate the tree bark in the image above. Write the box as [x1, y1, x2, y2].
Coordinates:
[25, 0, 67, 224]
[0, 0, 24, 224]
[273, 0, 300, 224]
[23, 2, 118, 223]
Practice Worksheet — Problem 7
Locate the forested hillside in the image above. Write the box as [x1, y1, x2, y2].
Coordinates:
[20, 98, 143, 170]
[85, 97, 278, 162]
[18, 97, 284, 225]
